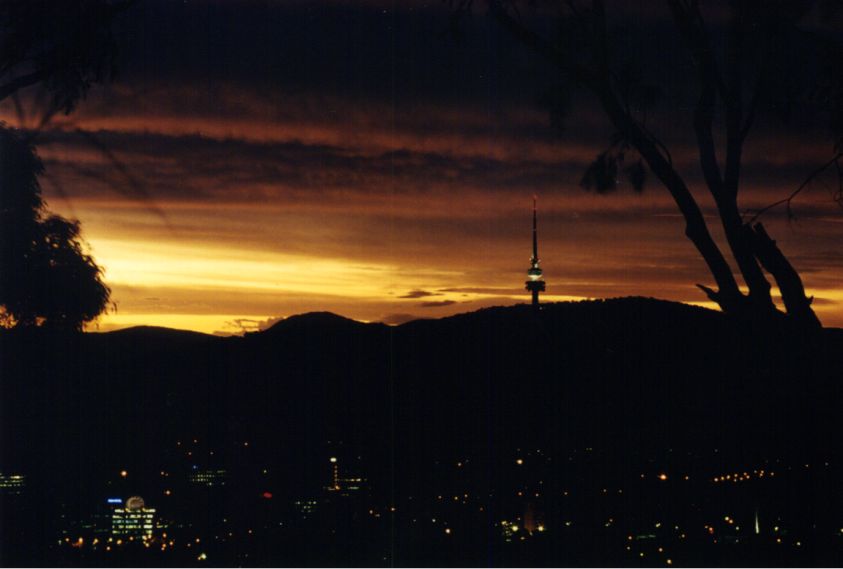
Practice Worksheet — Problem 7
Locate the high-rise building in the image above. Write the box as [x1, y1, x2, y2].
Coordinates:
[327, 457, 340, 491]
[188, 468, 228, 487]
[525, 196, 546, 306]
[325, 457, 366, 495]
[0, 473, 25, 495]
[294, 499, 319, 518]
[111, 496, 156, 538]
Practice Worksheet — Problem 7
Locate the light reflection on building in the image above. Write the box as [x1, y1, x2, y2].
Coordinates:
[112, 496, 156, 538]
[0, 472, 25, 495]
[189, 469, 228, 487]
[325, 457, 367, 495]
[294, 499, 318, 518]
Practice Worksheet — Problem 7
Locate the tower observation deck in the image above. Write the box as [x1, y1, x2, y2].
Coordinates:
[525, 196, 546, 306]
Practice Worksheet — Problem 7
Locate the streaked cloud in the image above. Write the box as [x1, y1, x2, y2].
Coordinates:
[2, 0, 842, 333]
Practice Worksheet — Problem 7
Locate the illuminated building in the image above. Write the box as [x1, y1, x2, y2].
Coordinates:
[112, 496, 156, 538]
[525, 196, 546, 306]
[500, 520, 521, 542]
[337, 475, 366, 492]
[0, 473, 25, 495]
[327, 457, 340, 491]
[325, 457, 367, 495]
[80, 500, 124, 537]
[188, 469, 228, 487]
[294, 499, 318, 518]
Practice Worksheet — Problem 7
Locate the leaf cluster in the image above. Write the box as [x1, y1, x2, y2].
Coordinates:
[580, 134, 647, 194]
[0, 125, 110, 331]
[0, 0, 128, 114]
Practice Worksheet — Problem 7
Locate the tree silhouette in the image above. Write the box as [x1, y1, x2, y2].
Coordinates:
[455, 0, 843, 328]
[0, 0, 132, 117]
[0, 1, 132, 331]
[1, 0, 168, 228]
[0, 126, 110, 331]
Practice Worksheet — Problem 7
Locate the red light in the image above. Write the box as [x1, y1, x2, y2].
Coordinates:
[262, 492, 273, 499]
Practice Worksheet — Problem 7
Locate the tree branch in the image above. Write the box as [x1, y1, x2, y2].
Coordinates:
[739, 70, 764, 143]
[747, 151, 843, 222]
[487, 0, 597, 88]
[489, 0, 743, 308]
[643, 125, 673, 165]
[667, 0, 724, 195]
[563, 0, 586, 23]
[723, 3, 746, 197]
[667, 1, 730, 99]
[590, 0, 610, 78]
[0, 69, 47, 104]
[749, 222, 821, 329]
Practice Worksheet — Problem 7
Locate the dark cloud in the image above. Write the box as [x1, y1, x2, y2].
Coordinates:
[36, 127, 584, 206]
[438, 286, 525, 295]
[111, 0, 553, 108]
[420, 300, 457, 308]
[398, 289, 440, 299]
[34, 124, 835, 238]
[5, 0, 842, 333]
[222, 318, 264, 334]
[220, 316, 287, 335]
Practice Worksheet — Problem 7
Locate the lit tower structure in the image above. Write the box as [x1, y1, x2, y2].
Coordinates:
[525, 196, 546, 306]
[327, 457, 340, 491]
[325, 456, 366, 495]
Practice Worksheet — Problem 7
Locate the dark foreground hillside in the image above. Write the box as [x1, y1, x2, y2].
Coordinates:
[2, 298, 843, 566]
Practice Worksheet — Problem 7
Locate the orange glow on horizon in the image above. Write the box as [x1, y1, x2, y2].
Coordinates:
[3, 82, 841, 334]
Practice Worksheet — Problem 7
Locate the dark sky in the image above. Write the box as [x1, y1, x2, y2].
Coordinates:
[4, 0, 843, 333]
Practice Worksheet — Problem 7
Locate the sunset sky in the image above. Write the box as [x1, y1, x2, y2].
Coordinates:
[4, 0, 843, 334]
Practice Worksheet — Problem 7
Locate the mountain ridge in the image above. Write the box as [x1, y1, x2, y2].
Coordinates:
[2, 295, 840, 501]
[77, 297, 843, 340]
[82, 297, 728, 338]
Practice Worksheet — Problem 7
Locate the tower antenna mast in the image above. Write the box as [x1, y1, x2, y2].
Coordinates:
[525, 195, 546, 306]
[532, 196, 538, 262]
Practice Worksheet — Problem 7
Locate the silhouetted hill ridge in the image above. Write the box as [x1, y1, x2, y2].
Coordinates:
[66, 297, 840, 345]
[74, 297, 727, 341]
[260, 311, 387, 336]
[1, 296, 840, 491]
[99, 325, 216, 341]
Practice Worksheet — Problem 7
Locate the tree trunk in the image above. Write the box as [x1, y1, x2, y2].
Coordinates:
[748, 222, 822, 330]
[487, 1, 820, 326]
[713, 196, 775, 311]
[595, 89, 746, 313]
